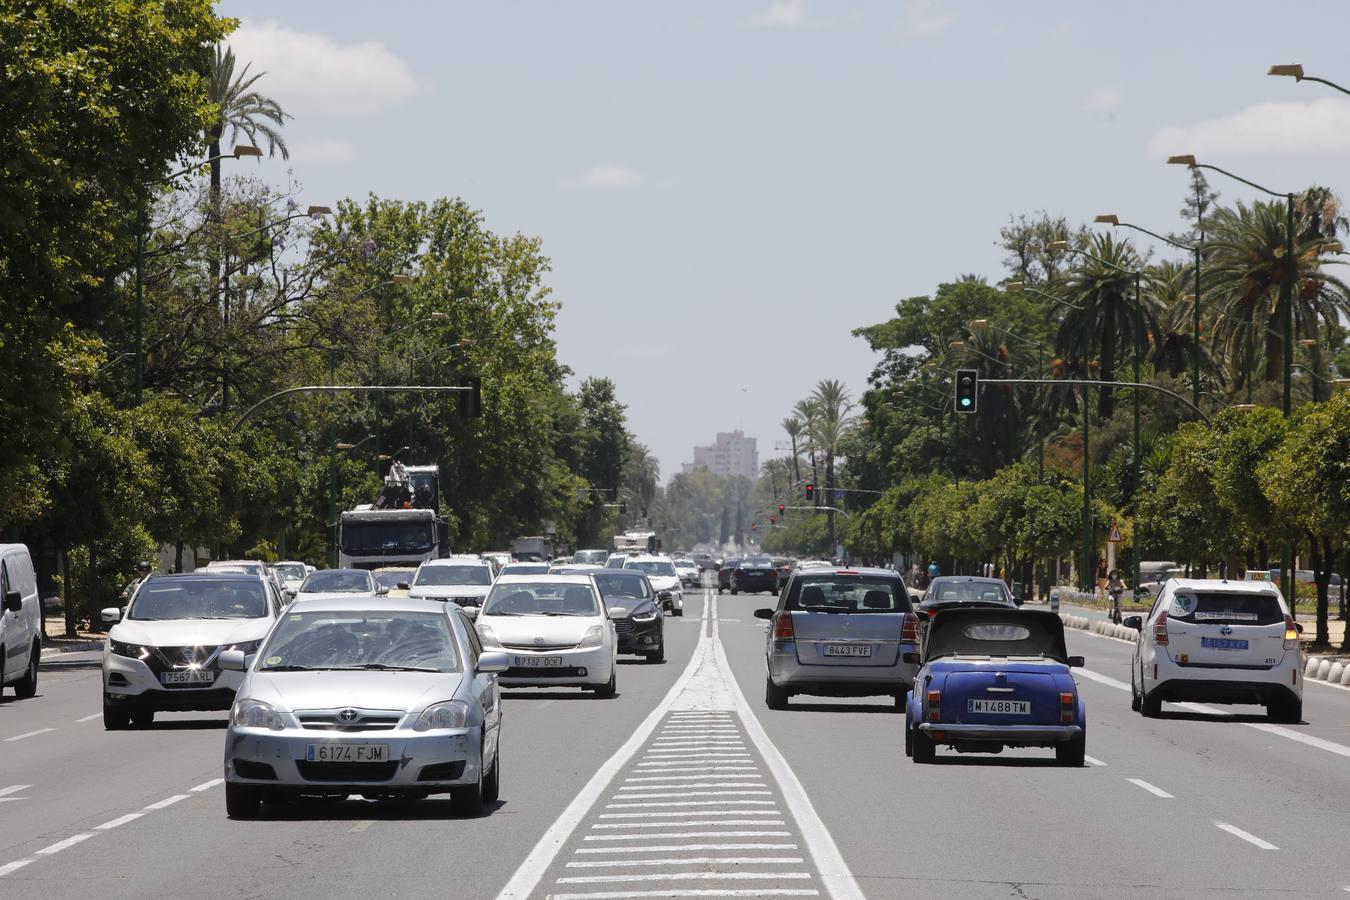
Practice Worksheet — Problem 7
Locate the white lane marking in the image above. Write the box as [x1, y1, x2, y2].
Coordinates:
[585, 831, 793, 842]
[1080, 667, 1350, 761]
[635, 764, 759, 771]
[625, 774, 765, 783]
[592, 821, 787, 830]
[95, 813, 144, 830]
[551, 890, 818, 899]
[1213, 820, 1278, 850]
[652, 740, 747, 746]
[0, 785, 30, 798]
[577, 844, 799, 854]
[190, 778, 224, 792]
[1084, 755, 1109, 767]
[611, 791, 774, 799]
[559, 872, 813, 884]
[494, 592, 716, 900]
[350, 820, 374, 833]
[0, 859, 35, 878]
[35, 833, 93, 855]
[643, 750, 752, 757]
[567, 857, 805, 869]
[606, 800, 778, 809]
[600, 810, 782, 819]
[144, 794, 189, 810]
[709, 594, 864, 900]
[1127, 778, 1174, 799]
[619, 783, 766, 792]
[1074, 667, 1132, 691]
[3, 728, 55, 743]
[74, 714, 102, 723]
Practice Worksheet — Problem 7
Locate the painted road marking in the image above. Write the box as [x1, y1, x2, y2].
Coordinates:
[550, 891, 818, 899]
[600, 810, 782, 819]
[35, 834, 93, 855]
[95, 813, 143, 830]
[558, 872, 814, 885]
[74, 714, 101, 723]
[0, 860, 34, 878]
[605, 800, 778, 809]
[1084, 755, 1109, 766]
[624, 773, 765, 782]
[0, 785, 30, 800]
[350, 820, 374, 833]
[1127, 778, 1173, 798]
[566, 857, 806, 869]
[1213, 820, 1278, 850]
[144, 794, 189, 810]
[3, 728, 55, 743]
[190, 778, 224, 792]
[584, 831, 794, 841]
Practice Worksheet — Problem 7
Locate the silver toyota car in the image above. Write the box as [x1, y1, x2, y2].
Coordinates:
[221, 596, 507, 818]
[755, 567, 919, 710]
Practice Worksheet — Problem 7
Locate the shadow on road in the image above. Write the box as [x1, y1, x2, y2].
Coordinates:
[501, 691, 605, 701]
[926, 755, 1066, 768]
[142, 717, 228, 730]
[37, 658, 103, 671]
[617, 658, 664, 666]
[1154, 709, 1285, 725]
[782, 701, 900, 715]
[254, 797, 508, 821]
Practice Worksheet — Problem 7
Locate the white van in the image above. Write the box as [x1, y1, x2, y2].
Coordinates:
[1, 544, 41, 698]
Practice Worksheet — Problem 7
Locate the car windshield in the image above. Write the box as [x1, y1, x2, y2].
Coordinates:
[502, 563, 550, 576]
[415, 565, 492, 586]
[210, 562, 262, 575]
[1168, 591, 1283, 626]
[130, 578, 267, 621]
[573, 550, 609, 565]
[482, 582, 600, 616]
[339, 520, 434, 554]
[740, 557, 773, 567]
[626, 560, 676, 577]
[592, 572, 653, 600]
[371, 571, 411, 590]
[925, 580, 1012, 606]
[300, 570, 372, 593]
[786, 576, 911, 613]
[273, 563, 307, 581]
[925, 609, 1067, 662]
[258, 611, 458, 672]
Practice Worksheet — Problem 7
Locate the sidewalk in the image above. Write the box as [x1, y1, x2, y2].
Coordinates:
[1055, 602, 1347, 654]
[40, 613, 105, 656]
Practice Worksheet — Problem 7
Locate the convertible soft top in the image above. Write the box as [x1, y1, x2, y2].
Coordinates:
[923, 608, 1069, 663]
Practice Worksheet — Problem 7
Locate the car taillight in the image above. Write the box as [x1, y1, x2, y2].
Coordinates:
[1060, 692, 1075, 723]
[1283, 614, 1299, 648]
[772, 612, 795, 641]
[1153, 610, 1169, 646]
[926, 690, 941, 721]
[901, 612, 918, 643]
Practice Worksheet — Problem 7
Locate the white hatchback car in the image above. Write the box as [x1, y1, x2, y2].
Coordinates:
[623, 555, 684, 616]
[475, 575, 616, 696]
[408, 557, 496, 618]
[102, 572, 285, 728]
[1127, 578, 1303, 722]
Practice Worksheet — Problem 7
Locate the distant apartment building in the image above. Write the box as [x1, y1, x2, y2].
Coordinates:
[683, 430, 759, 480]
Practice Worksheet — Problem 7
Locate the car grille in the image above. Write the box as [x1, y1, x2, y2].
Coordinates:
[145, 645, 222, 674]
[296, 761, 398, 782]
[296, 710, 403, 732]
[613, 620, 636, 635]
[501, 641, 577, 651]
[504, 666, 587, 679]
[450, 597, 481, 607]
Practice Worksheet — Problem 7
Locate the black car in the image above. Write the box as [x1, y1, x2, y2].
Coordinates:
[732, 556, 778, 595]
[592, 569, 666, 663]
[717, 559, 742, 594]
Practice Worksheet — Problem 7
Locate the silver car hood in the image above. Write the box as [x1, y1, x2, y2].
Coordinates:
[109, 617, 272, 648]
[243, 669, 464, 714]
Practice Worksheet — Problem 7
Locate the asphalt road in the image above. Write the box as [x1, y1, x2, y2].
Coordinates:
[2, 582, 1349, 899]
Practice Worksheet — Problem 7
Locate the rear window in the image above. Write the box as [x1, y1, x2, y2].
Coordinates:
[1169, 592, 1283, 626]
[785, 576, 911, 614]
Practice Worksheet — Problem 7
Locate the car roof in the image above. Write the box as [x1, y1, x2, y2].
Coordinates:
[150, 572, 263, 583]
[794, 566, 900, 579]
[928, 575, 1006, 585]
[372, 566, 417, 573]
[304, 568, 370, 577]
[1166, 578, 1281, 593]
[494, 573, 596, 585]
[422, 557, 490, 566]
[287, 595, 451, 614]
[209, 559, 265, 567]
[624, 555, 670, 563]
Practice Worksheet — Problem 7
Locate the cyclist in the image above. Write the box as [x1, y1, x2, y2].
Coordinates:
[1106, 569, 1125, 624]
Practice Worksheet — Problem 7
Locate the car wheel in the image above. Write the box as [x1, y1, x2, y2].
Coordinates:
[894, 692, 905, 710]
[225, 782, 262, 820]
[911, 727, 936, 763]
[730, 588, 739, 596]
[903, 716, 913, 757]
[593, 671, 617, 699]
[1140, 685, 1162, 718]
[452, 751, 486, 817]
[131, 708, 155, 728]
[717, 587, 724, 595]
[672, 608, 683, 617]
[13, 641, 38, 699]
[764, 677, 789, 710]
[482, 740, 501, 803]
[645, 640, 665, 664]
[1130, 668, 1142, 712]
[103, 695, 131, 730]
[1056, 735, 1086, 767]
[1267, 696, 1302, 724]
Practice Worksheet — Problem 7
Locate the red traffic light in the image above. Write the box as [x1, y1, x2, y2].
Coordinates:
[778, 503, 785, 515]
[769, 515, 776, 525]
[805, 483, 815, 500]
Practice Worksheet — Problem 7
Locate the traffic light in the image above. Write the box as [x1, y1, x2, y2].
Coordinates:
[778, 503, 785, 516]
[619, 502, 627, 515]
[458, 376, 483, 417]
[955, 368, 978, 414]
[805, 483, 814, 501]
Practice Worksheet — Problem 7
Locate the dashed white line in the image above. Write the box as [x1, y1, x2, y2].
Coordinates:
[74, 714, 102, 723]
[95, 813, 144, 830]
[559, 872, 813, 885]
[3, 728, 55, 743]
[567, 857, 806, 869]
[190, 778, 224, 792]
[1213, 820, 1278, 850]
[0, 785, 30, 799]
[35, 833, 93, 855]
[1084, 755, 1109, 767]
[144, 794, 189, 810]
[1126, 778, 1173, 799]
[576, 844, 799, 854]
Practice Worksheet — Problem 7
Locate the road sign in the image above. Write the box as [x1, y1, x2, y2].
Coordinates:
[1107, 521, 1123, 543]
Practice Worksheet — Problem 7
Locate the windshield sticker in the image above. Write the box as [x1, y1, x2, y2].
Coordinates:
[1170, 594, 1198, 616]
[265, 655, 283, 666]
[1195, 611, 1258, 621]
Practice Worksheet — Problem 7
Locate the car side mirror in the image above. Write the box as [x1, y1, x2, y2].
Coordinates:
[1012, 595, 1024, 607]
[913, 609, 930, 621]
[658, 590, 672, 603]
[901, 651, 921, 665]
[397, 582, 410, 591]
[218, 649, 247, 671]
[4, 590, 23, 613]
[1122, 616, 1143, 631]
[375, 584, 390, 596]
[477, 650, 510, 673]
[1295, 622, 1304, 634]
[1067, 655, 1085, 668]
[100, 606, 122, 623]
[754, 608, 775, 620]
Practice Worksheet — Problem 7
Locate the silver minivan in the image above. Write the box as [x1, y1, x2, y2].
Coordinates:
[1, 544, 41, 699]
[755, 567, 918, 710]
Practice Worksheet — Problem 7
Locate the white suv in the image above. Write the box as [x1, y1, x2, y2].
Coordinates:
[623, 555, 684, 616]
[408, 556, 495, 618]
[1127, 579, 1303, 723]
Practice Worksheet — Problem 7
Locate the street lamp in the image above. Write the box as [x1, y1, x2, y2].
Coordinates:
[1095, 213, 1204, 411]
[1268, 64, 1350, 96]
[229, 205, 332, 240]
[134, 144, 262, 405]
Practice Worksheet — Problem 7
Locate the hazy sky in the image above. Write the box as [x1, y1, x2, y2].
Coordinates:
[218, 0, 1350, 481]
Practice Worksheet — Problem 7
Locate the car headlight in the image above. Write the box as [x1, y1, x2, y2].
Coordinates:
[632, 609, 658, 622]
[413, 699, 470, 731]
[109, 639, 150, 660]
[578, 624, 605, 648]
[225, 640, 262, 655]
[231, 698, 285, 731]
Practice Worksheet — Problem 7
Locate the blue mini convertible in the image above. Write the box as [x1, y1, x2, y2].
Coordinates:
[904, 608, 1086, 765]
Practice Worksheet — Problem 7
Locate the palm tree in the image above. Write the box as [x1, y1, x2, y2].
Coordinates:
[624, 442, 660, 517]
[793, 399, 820, 488]
[1054, 232, 1157, 419]
[781, 416, 804, 483]
[1147, 260, 1212, 385]
[206, 45, 290, 198]
[808, 380, 855, 553]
